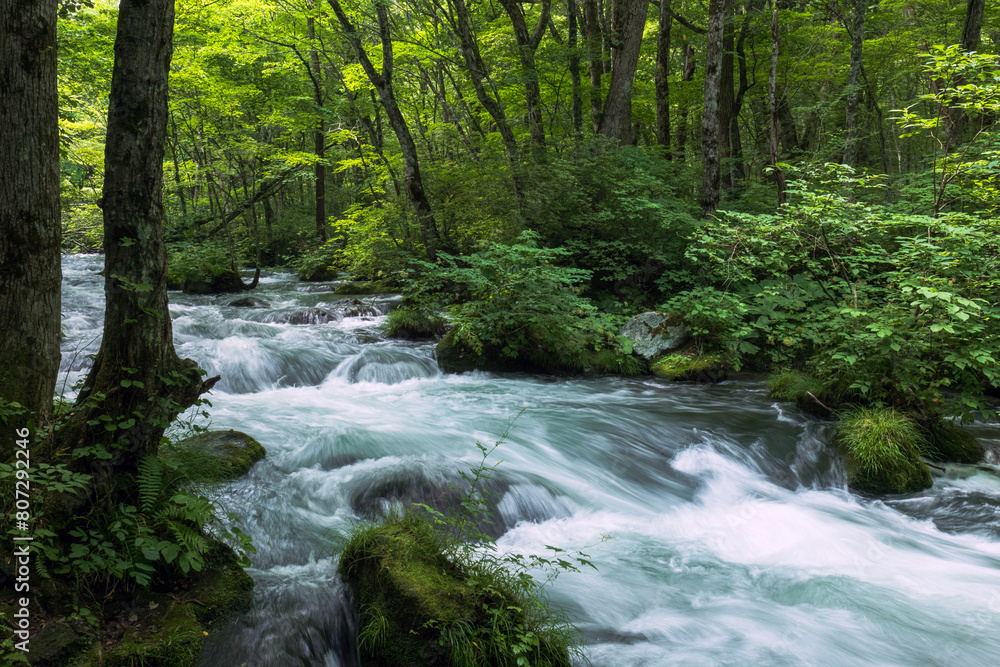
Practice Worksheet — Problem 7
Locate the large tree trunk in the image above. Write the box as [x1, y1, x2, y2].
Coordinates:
[54, 0, 212, 492]
[701, 0, 726, 216]
[598, 0, 650, 144]
[946, 0, 985, 146]
[328, 0, 440, 260]
[842, 0, 864, 167]
[498, 0, 550, 146]
[655, 0, 673, 150]
[0, 0, 62, 456]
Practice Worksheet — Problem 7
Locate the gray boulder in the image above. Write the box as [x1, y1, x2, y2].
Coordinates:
[618, 311, 688, 361]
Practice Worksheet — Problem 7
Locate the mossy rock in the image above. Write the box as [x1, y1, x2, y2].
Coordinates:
[226, 296, 270, 308]
[339, 515, 572, 667]
[69, 543, 253, 667]
[384, 307, 446, 340]
[836, 408, 932, 495]
[925, 420, 984, 464]
[175, 269, 248, 295]
[766, 370, 838, 417]
[162, 430, 266, 482]
[333, 280, 392, 295]
[650, 345, 727, 383]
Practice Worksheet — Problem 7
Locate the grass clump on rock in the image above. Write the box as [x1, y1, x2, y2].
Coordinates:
[836, 408, 932, 494]
[384, 306, 447, 339]
[338, 414, 581, 667]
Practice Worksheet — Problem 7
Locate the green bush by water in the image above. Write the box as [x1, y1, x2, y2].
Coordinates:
[836, 408, 932, 494]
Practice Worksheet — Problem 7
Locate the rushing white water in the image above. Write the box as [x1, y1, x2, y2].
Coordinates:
[60, 254, 1000, 666]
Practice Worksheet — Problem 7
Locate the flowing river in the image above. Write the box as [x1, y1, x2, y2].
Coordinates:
[59, 254, 1000, 666]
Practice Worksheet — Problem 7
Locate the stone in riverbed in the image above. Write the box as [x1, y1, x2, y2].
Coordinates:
[163, 430, 266, 481]
[618, 312, 688, 361]
[226, 296, 270, 308]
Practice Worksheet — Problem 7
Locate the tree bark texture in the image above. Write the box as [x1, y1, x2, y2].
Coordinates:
[719, 2, 736, 188]
[0, 0, 62, 456]
[308, 14, 328, 243]
[676, 44, 695, 159]
[655, 0, 673, 150]
[328, 0, 440, 260]
[701, 0, 726, 216]
[598, 0, 650, 144]
[55, 0, 211, 485]
[842, 0, 864, 167]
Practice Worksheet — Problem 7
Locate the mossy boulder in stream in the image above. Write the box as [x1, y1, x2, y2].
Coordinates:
[836, 408, 932, 495]
[650, 345, 727, 383]
[925, 419, 985, 464]
[162, 430, 266, 482]
[339, 513, 573, 667]
[384, 306, 446, 340]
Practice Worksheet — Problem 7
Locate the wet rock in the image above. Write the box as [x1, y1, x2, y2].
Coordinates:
[266, 309, 339, 325]
[177, 270, 249, 295]
[926, 420, 985, 464]
[164, 429, 266, 482]
[226, 296, 270, 308]
[618, 311, 688, 361]
[26, 619, 85, 666]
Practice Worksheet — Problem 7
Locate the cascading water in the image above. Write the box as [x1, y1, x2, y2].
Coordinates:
[59, 254, 1000, 666]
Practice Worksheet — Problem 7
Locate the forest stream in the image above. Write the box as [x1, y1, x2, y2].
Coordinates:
[59, 254, 1000, 666]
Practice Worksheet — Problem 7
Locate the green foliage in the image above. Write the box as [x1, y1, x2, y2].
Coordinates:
[166, 240, 235, 289]
[836, 408, 932, 495]
[417, 231, 628, 372]
[676, 171, 1000, 419]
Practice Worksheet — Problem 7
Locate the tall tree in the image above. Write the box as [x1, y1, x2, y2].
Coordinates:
[768, 0, 786, 204]
[307, 3, 328, 243]
[580, 0, 604, 131]
[598, 0, 650, 144]
[701, 0, 726, 216]
[676, 42, 695, 159]
[55, 0, 214, 491]
[498, 0, 551, 146]
[842, 0, 864, 167]
[655, 0, 673, 150]
[568, 0, 584, 138]
[328, 0, 441, 259]
[0, 0, 62, 456]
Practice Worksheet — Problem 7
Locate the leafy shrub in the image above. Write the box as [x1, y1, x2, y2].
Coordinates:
[675, 172, 1000, 419]
[417, 232, 626, 372]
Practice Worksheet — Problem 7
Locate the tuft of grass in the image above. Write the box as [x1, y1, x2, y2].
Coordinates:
[384, 307, 447, 339]
[767, 370, 824, 402]
[836, 407, 932, 494]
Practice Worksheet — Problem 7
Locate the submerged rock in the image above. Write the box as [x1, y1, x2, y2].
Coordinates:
[165, 429, 266, 481]
[226, 296, 270, 308]
[618, 311, 688, 361]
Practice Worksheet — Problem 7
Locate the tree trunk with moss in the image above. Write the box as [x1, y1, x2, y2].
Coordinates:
[52, 0, 214, 498]
[597, 0, 650, 145]
[0, 0, 62, 458]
